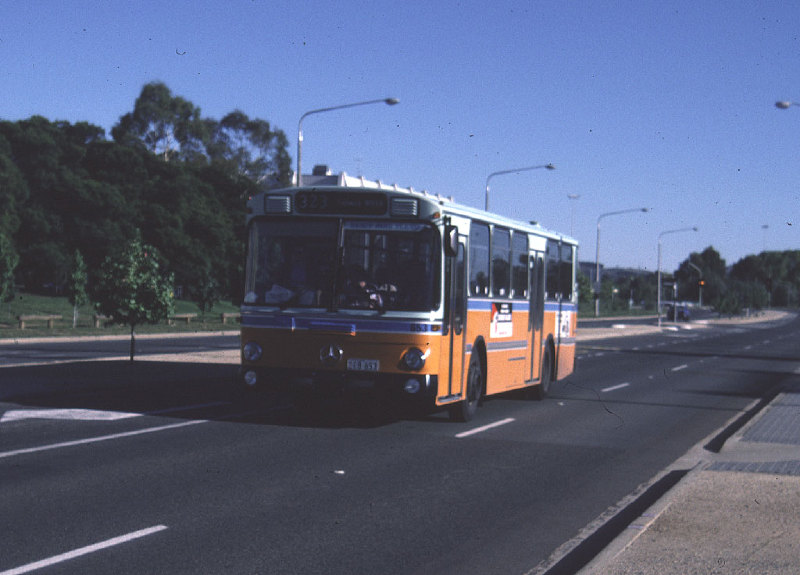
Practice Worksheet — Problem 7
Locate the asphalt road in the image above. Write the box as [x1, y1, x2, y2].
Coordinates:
[1, 315, 798, 575]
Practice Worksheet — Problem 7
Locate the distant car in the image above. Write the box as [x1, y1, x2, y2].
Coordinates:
[664, 304, 690, 321]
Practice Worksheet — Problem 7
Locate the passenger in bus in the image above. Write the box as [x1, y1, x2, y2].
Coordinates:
[340, 267, 384, 309]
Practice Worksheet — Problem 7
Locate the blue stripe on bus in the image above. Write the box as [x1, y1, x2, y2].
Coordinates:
[241, 314, 441, 334]
[465, 299, 576, 312]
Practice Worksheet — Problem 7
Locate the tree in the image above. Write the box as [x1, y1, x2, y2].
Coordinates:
[206, 111, 292, 185]
[576, 271, 593, 312]
[93, 238, 174, 360]
[111, 82, 206, 162]
[191, 267, 221, 324]
[66, 250, 89, 327]
[675, 246, 726, 308]
[0, 231, 18, 303]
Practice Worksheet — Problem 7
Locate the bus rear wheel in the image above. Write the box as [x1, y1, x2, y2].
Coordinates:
[450, 355, 482, 422]
[531, 345, 553, 400]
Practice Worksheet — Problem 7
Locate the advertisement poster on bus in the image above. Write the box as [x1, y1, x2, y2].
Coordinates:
[490, 302, 513, 338]
[556, 308, 571, 338]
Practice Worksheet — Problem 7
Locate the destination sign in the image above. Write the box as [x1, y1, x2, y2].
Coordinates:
[296, 191, 387, 215]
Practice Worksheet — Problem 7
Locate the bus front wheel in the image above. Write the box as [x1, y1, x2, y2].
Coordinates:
[450, 355, 482, 422]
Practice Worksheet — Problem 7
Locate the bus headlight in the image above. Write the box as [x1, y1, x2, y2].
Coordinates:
[243, 370, 258, 387]
[243, 341, 263, 362]
[402, 347, 427, 370]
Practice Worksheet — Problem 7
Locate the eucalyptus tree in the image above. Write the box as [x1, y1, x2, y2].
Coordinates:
[112, 82, 207, 162]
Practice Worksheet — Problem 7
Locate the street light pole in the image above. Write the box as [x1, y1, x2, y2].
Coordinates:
[484, 163, 555, 212]
[657, 226, 698, 328]
[297, 97, 399, 186]
[594, 207, 649, 317]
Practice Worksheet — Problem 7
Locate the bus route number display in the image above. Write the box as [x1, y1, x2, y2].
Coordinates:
[296, 191, 387, 215]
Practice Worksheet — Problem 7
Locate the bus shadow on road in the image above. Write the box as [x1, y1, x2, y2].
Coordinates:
[0, 360, 426, 430]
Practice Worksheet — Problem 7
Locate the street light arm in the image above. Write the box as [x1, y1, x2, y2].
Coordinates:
[658, 226, 698, 242]
[597, 207, 649, 227]
[299, 98, 399, 125]
[593, 206, 649, 317]
[657, 226, 698, 327]
[484, 163, 555, 211]
[297, 97, 399, 186]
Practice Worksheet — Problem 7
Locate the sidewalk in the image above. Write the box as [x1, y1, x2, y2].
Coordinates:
[575, 318, 800, 574]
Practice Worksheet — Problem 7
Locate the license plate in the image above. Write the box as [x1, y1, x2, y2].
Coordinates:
[347, 358, 380, 372]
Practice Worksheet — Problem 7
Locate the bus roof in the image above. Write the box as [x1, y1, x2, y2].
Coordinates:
[259, 171, 578, 246]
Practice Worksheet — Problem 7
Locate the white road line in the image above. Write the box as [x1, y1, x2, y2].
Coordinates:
[455, 418, 515, 438]
[671, 364, 688, 372]
[0, 402, 228, 425]
[1, 409, 141, 424]
[0, 525, 167, 575]
[0, 419, 206, 460]
[601, 383, 630, 393]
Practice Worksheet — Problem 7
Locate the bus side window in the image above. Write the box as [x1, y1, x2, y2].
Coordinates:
[511, 232, 528, 299]
[492, 227, 510, 297]
[545, 241, 560, 301]
[561, 244, 575, 301]
[469, 223, 490, 296]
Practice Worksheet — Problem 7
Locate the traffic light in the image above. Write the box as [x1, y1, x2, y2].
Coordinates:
[698, 280, 705, 287]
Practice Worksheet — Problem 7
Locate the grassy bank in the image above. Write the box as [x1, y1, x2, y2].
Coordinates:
[0, 293, 240, 339]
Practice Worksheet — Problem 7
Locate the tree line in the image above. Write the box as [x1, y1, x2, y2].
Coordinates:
[579, 246, 800, 316]
[0, 82, 293, 310]
[1, 82, 795, 321]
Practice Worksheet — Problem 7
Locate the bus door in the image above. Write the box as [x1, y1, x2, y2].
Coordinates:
[528, 251, 545, 381]
[446, 239, 467, 397]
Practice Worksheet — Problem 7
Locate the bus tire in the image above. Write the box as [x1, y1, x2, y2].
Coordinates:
[450, 354, 482, 422]
[532, 344, 553, 400]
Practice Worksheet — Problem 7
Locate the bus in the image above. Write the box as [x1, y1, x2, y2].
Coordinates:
[238, 171, 578, 421]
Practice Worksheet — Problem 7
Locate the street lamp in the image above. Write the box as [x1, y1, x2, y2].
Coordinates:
[484, 163, 555, 212]
[776, 101, 799, 109]
[657, 226, 698, 327]
[296, 97, 399, 186]
[594, 207, 649, 317]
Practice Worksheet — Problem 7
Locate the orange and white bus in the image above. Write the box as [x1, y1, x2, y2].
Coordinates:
[239, 172, 578, 421]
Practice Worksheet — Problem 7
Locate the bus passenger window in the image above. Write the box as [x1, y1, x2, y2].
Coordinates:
[511, 232, 528, 299]
[492, 228, 510, 297]
[469, 223, 490, 296]
[561, 244, 575, 301]
[545, 241, 560, 301]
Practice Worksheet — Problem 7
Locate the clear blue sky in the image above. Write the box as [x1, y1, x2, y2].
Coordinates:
[2, 0, 798, 271]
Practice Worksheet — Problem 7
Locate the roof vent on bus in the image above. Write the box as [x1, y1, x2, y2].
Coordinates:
[391, 197, 419, 217]
[312, 164, 331, 176]
[265, 195, 291, 214]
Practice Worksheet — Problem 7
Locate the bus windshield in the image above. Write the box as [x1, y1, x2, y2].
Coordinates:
[244, 219, 441, 312]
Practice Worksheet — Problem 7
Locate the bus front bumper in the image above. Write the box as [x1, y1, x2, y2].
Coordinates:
[238, 366, 438, 404]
